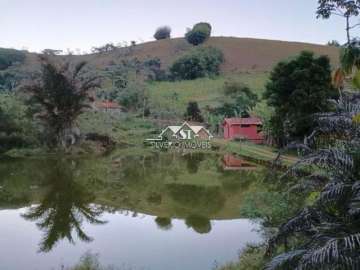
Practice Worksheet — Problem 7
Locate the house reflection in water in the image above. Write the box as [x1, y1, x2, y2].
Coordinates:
[222, 154, 257, 171]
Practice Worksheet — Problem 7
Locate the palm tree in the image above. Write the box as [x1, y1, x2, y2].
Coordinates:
[22, 160, 106, 252]
[265, 94, 360, 269]
[23, 56, 100, 149]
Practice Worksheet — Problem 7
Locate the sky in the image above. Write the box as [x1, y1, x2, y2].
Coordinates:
[1, 0, 359, 53]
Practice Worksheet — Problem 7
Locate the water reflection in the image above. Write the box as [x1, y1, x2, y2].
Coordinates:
[0, 152, 264, 253]
[21, 160, 106, 252]
[185, 152, 206, 174]
[0, 153, 270, 270]
[222, 154, 257, 171]
[167, 184, 225, 219]
[155, 216, 172, 230]
[185, 215, 211, 234]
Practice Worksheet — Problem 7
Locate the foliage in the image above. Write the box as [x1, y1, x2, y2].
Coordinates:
[264, 51, 336, 146]
[0, 70, 23, 91]
[154, 26, 171, 40]
[327, 40, 341, 47]
[170, 46, 224, 80]
[265, 93, 360, 270]
[65, 251, 121, 270]
[91, 43, 118, 54]
[143, 58, 168, 81]
[184, 101, 204, 122]
[316, 0, 360, 44]
[0, 104, 15, 135]
[0, 48, 26, 70]
[213, 81, 258, 117]
[22, 56, 100, 149]
[0, 93, 38, 152]
[185, 22, 212, 46]
[317, 0, 360, 18]
[340, 44, 360, 74]
[240, 191, 301, 227]
[250, 101, 275, 137]
[204, 112, 224, 134]
[98, 59, 151, 112]
[217, 245, 267, 270]
[117, 79, 147, 111]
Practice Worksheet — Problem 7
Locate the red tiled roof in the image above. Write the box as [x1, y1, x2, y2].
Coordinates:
[223, 117, 262, 125]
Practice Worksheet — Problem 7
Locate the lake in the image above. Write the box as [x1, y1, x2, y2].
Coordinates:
[0, 151, 268, 270]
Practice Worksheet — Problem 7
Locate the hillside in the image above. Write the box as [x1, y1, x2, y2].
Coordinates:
[5, 36, 340, 121]
[20, 37, 340, 74]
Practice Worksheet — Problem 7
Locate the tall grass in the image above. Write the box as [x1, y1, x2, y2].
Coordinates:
[147, 72, 268, 118]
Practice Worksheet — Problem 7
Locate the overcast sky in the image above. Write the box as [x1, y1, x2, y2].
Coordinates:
[1, 0, 359, 53]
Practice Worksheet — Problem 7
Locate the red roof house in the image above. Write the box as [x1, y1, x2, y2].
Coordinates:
[223, 117, 263, 144]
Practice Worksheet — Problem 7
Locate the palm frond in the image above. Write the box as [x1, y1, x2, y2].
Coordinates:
[264, 250, 306, 270]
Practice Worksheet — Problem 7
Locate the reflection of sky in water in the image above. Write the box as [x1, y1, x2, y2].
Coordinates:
[0, 208, 262, 270]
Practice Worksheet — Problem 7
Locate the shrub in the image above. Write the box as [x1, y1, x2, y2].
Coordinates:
[154, 26, 171, 40]
[184, 101, 204, 122]
[170, 46, 224, 80]
[0, 48, 26, 70]
[143, 58, 168, 81]
[0, 93, 38, 152]
[185, 22, 212, 46]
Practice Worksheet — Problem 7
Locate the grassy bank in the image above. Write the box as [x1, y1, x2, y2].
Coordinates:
[213, 138, 298, 167]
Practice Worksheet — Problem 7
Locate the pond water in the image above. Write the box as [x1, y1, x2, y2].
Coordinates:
[0, 151, 269, 270]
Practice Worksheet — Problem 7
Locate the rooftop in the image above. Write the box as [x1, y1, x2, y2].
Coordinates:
[223, 117, 262, 125]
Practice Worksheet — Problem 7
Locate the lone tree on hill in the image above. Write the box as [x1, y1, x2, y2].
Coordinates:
[154, 26, 171, 40]
[185, 22, 212, 46]
[23, 56, 100, 149]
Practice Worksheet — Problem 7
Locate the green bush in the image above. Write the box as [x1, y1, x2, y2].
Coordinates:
[185, 22, 212, 46]
[143, 58, 168, 81]
[184, 101, 204, 122]
[154, 26, 171, 40]
[170, 46, 224, 80]
[0, 93, 38, 152]
[213, 81, 258, 117]
[0, 48, 26, 70]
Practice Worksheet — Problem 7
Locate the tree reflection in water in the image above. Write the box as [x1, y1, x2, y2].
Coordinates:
[185, 215, 211, 234]
[22, 159, 106, 252]
[155, 216, 172, 231]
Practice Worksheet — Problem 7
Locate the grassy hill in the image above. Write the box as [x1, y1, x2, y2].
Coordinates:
[15, 37, 340, 74]
[81, 37, 338, 117]
[2, 36, 341, 119]
[79, 37, 340, 73]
